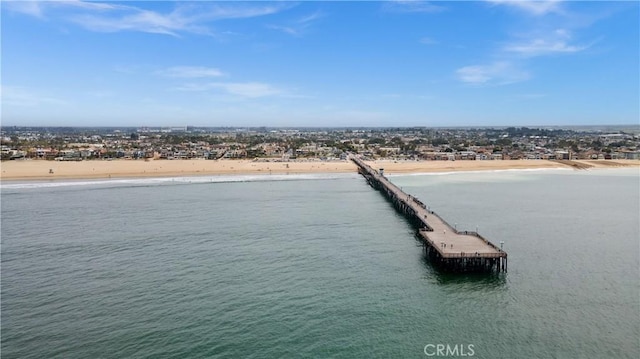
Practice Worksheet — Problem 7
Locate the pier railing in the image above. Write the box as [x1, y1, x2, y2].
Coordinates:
[441, 252, 505, 259]
[418, 202, 506, 255]
[352, 155, 507, 272]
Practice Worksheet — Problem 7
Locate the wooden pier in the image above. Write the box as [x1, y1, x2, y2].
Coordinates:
[352, 157, 507, 273]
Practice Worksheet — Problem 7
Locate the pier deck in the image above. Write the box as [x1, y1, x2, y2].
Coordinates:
[352, 156, 507, 272]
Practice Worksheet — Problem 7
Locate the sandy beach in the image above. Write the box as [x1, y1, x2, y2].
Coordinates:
[0, 158, 638, 181]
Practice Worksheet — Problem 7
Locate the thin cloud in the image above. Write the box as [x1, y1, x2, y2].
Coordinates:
[505, 38, 588, 56]
[176, 82, 283, 98]
[215, 82, 282, 98]
[0, 85, 68, 107]
[71, 11, 187, 36]
[458, 12, 597, 86]
[158, 66, 225, 78]
[193, 3, 293, 21]
[381, 93, 435, 100]
[174, 83, 215, 92]
[382, 0, 446, 14]
[297, 11, 325, 24]
[60, 0, 130, 12]
[3, 1, 45, 18]
[456, 62, 530, 86]
[504, 29, 592, 57]
[7, 1, 294, 36]
[268, 11, 325, 37]
[113, 65, 140, 74]
[487, 0, 564, 16]
[267, 24, 300, 36]
[86, 90, 115, 99]
[513, 93, 547, 99]
[5, 0, 133, 17]
[419, 37, 438, 45]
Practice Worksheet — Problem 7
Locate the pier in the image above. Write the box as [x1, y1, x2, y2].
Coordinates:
[351, 157, 507, 273]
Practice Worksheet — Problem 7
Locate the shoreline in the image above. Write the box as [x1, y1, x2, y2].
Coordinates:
[1, 159, 638, 182]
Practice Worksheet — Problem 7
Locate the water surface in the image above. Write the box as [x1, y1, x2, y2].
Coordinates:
[2, 169, 638, 358]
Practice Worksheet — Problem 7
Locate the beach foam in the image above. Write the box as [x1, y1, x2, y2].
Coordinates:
[384, 167, 572, 177]
[1, 172, 361, 190]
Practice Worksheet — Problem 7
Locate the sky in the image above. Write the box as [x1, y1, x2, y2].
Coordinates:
[1, 0, 638, 127]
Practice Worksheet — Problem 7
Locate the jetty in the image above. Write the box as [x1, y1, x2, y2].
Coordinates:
[351, 157, 507, 273]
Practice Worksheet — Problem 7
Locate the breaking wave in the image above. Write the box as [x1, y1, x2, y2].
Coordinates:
[1, 172, 360, 190]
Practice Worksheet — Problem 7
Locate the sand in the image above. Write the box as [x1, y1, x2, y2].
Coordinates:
[0, 158, 638, 181]
[0, 159, 357, 181]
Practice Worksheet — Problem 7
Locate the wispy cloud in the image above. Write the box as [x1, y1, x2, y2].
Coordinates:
[486, 0, 564, 16]
[71, 11, 189, 36]
[215, 82, 282, 98]
[380, 93, 435, 100]
[113, 65, 141, 74]
[86, 90, 115, 99]
[267, 25, 300, 36]
[504, 29, 591, 56]
[157, 66, 225, 78]
[5, 1, 294, 36]
[419, 36, 438, 45]
[456, 5, 597, 86]
[177, 82, 283, 98]
[0, 85, 68, 107]
[268, 10, 325, 37]
[505, 38, 587, 56]
[456, 62, 530, 86]
[382, 0, 446, 14]
[5, 0, 133, 17]
[513, 93, 547, 99]
[298, 11, 324, 24]
[4, 1, 45, 18]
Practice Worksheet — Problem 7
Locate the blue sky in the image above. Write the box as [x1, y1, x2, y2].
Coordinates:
[1, 0, 638, 127]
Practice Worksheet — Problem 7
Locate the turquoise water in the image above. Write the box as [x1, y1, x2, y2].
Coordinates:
[2, 169, 638, 358]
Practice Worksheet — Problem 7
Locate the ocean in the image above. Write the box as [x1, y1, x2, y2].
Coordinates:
[1, 168, 638, 358]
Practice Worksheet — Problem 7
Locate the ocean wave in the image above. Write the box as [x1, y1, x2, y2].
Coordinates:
[385, 167, 572, 177]
[0, 172, 360, 190]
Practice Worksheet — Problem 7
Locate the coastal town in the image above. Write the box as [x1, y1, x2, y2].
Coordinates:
[2, 126, 639, 163]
